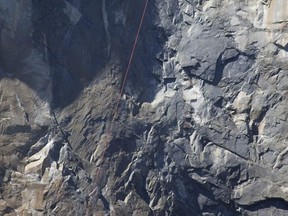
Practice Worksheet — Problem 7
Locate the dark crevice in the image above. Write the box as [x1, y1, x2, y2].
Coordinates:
[49, 201, 58, 211]
[3, 125, 31, 135]
[99, 194, 110, 211]
[212, 52, 240, 86]
[163, 77, 176, 84]
[212, 49, 255, 86]
[213, 97, 224, 108]
[182, 50, 251, 86]
[274, 42, 288, 52]
[134, 175, 151, 205]
[238, 198, 288, 212]
[51, 109, 73, 149]
[211, 142, 249, 161]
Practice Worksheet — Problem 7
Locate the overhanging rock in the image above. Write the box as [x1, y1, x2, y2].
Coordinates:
[178, 36, 226, 82]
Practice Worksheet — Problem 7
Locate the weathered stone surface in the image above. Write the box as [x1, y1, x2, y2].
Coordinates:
[0, 0, 288, 215]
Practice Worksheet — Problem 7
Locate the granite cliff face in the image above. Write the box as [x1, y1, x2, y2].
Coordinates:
[0, 0, 288, 215]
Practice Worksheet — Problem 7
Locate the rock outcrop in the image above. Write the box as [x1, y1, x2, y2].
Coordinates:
[0, 0, 288, 215]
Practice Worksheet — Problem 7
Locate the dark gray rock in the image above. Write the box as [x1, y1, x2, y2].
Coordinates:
[0, 0, 288, 215]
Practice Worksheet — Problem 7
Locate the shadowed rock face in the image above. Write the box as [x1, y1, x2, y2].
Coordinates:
[0, 0, 288, 215]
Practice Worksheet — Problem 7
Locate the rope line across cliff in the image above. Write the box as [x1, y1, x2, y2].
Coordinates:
[108, 0, 149, 135]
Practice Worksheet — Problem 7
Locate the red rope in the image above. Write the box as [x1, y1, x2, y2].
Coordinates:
[108, 0, 149, 135]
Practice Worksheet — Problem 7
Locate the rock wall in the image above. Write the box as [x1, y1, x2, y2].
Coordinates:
[0, 0, 288, 215]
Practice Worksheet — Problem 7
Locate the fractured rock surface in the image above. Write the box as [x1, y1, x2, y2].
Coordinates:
[0, 0, 288, 215]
